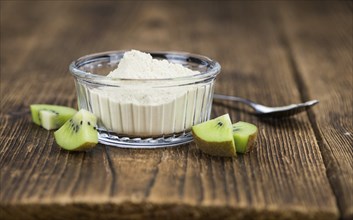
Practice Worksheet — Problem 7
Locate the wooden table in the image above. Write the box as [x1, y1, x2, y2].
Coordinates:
[1, 1, 352, 220]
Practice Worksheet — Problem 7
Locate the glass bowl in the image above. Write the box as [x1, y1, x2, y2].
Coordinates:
[69, 50, 221, 148]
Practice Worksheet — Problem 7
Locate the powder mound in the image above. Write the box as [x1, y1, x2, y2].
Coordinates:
[107, 50, 199, 79]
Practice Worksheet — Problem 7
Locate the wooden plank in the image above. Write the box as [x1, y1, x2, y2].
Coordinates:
[0, 1, 340, 219]
[278, 2, 353, 219]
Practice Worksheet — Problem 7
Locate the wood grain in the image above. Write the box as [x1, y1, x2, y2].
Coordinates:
[278, 2, 353, 219]
[0, 1, 350, 219]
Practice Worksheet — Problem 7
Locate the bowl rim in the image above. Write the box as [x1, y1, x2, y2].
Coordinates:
[69, 50, 221, 86]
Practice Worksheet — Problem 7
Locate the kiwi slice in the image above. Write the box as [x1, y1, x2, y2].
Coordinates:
[192, 114, 236, 157]
[233, 121, 258, 153]
[54, 109, 98, 151]
[30, 104, 77, 130]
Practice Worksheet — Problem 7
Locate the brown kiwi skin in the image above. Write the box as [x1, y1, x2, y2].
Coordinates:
[244, 132, 258, 153]
[67, 142, 97, 151]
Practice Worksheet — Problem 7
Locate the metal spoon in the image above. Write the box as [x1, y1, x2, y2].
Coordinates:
[213, 94, 319, 117]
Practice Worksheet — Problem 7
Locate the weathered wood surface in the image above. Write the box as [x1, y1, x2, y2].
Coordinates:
[0, 1, 351, 220]
[278, 2, 353, 219]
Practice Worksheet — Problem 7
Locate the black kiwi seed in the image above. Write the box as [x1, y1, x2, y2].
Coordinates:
[50, 110, 59, 115]
[217, 121, 223, 127]
[38, 112, 41, 123]
[93, 126, 97, 130]
[80, 121, 83, 125]
[87, 122, 91, 126]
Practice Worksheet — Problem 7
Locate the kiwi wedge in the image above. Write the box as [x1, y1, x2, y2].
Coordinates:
[192, 114, 236, 157]
[30, 104, 77, 130]
[233, 121, 258, 153]
[54, 109, 98, 151]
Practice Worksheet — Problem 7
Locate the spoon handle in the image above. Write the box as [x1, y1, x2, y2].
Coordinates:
[213, 94, 258, 110]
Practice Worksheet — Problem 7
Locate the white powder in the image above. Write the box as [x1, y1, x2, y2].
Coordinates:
[88, 50, 213, 137]
[107, 50, 199, 79]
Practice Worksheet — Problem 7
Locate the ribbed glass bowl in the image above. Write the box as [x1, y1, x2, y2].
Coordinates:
[69, 51, 221, 148]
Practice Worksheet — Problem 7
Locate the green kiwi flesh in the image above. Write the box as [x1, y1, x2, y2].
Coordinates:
[54, 109, 98, 151]
[39, 110, 59, 130]
[233, 121, 258, 153]
[192, 114, 235, 157]
[30, 104, 77, 130]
